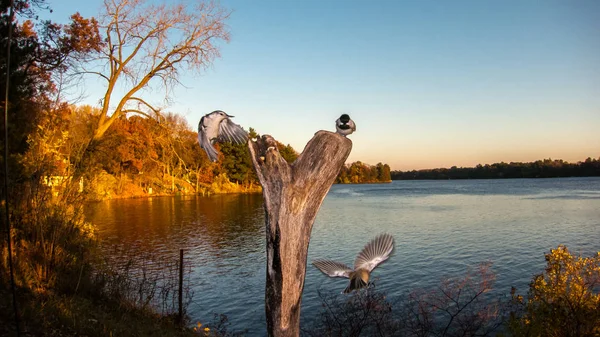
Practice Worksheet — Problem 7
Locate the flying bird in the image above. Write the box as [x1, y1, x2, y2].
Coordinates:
[312, 233, 394, 293]
[335, 114, 356, 137]
[198, 110, 248, 162]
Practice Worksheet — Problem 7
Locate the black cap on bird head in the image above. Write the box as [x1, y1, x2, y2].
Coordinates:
[339, 114, 351, 123]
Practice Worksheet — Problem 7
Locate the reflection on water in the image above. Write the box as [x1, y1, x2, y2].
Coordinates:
[86, 177, 600, 335]
[86, 194, 267, 328]
[87, 194, 265, 256]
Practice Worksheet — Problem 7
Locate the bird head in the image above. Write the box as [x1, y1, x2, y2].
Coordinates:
[336, 114, 353, 131]
[339, 114, 351, 124]
[207, 110, 233, 123]
[214, 110, 233, 117]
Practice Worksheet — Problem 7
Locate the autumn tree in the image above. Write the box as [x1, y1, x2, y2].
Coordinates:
[1, 0, 102, 297]
[1, 0, 101, 158]
[71, 0, 230, 142]
[178, 127, 212, 188]
[376, 162, 391, 182]
[165, 115, 210, 185]
[98, 116, 158, 182]
[68, 106, 216, 195]
[335, 161, 392, 184]
[1, 0, 101, 201]
[151, 112, 209, 191]
[65, 105, 101, 167]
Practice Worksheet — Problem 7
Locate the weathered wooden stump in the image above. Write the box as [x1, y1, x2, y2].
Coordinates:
[248, 131, 352, 337]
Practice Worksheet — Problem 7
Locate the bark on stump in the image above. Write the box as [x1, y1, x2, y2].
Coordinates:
[248, 131, 352, 337]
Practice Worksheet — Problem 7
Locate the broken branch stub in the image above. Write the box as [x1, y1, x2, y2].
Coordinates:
[248, 131, 352, 337]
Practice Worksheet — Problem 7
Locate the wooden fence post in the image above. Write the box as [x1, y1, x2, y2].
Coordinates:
[248, 131, 352, 337]
[178, 248, 184, 325]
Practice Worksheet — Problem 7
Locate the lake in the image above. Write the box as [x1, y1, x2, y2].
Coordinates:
[85, 177, 600, 335]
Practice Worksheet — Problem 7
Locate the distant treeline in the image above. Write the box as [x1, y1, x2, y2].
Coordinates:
[391, 157, 600, 180]
[336, 161, 392, 184]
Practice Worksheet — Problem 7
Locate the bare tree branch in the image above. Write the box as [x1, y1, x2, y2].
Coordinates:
[119, 108, 157, 119]
[69, 0, 230, 142]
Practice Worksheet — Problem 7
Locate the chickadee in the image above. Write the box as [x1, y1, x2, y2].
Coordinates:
[312, 233, 394, 293]
[335, 114, 356, 137]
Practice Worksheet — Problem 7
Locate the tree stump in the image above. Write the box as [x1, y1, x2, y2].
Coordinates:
[248, 131, 352, 337]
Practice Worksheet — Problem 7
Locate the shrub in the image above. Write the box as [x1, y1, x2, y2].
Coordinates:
[397, 262, 505, 337]
[304, 263, 505, 337]
[508, 245, 600, 336]
[303, 286, 398, 337]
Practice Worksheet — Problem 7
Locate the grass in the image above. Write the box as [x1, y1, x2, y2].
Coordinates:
[0, 277, 196, 337]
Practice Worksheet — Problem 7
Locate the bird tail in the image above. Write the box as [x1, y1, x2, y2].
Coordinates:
[204, 144, 220, 162]
[343, 277, 367, 294]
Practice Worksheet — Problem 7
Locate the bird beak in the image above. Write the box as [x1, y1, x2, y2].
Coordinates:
[226, 113, 234, 118]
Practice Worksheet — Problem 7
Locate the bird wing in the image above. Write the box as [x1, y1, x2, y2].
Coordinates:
[354, 233, 394, 272]
[217, 118, 248, 144]
[312, 260, 353, 278]
[198, 117, 219, 162]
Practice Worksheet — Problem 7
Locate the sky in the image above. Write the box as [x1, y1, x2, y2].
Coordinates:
[40, 0, 599, 170]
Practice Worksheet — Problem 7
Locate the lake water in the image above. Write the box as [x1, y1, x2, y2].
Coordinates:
[85, 177, 600, 335]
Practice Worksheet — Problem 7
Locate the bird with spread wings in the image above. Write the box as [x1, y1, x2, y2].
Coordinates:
[197, 110, 248, 162]
[312, 233, 394, 293]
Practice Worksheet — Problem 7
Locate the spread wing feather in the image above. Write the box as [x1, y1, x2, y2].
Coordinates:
[217, 118, 248, 144]
[354, 233, 394, 272]
[312, 260, 353, 278]
[198, 118, 219, 162]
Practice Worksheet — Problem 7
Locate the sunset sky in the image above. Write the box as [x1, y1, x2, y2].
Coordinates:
[43, 0, 599, 170]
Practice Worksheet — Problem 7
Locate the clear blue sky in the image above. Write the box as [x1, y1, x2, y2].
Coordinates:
[43, 0, 599, 170]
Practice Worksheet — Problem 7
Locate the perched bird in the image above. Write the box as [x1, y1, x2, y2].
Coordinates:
[198, 110, 248, 162]
[335, 114, 356, 137]
[312, 233, 394, 293]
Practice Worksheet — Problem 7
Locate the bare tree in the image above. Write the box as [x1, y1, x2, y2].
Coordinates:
[74, 0, 230, 140]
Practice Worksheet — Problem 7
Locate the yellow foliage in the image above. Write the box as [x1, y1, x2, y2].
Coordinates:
[87, 170, 119, 200]
[208, 173, 261, 194]
[509, 245, 600, 336]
